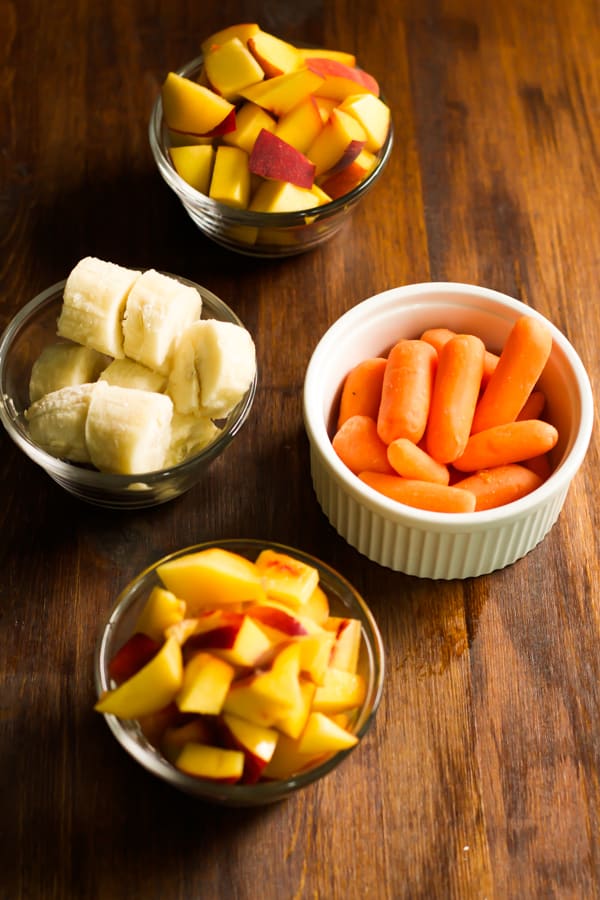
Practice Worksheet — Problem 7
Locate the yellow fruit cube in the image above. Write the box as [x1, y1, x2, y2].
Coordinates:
[204, 37, 265, 101]
[209, 145, 251, 208]
[95, 636, 183, 719]
[255, 548, 320, 608]
[157, 547, 267, 613]
[133, 585, 186, 642]
[169, 144, 215, 194]
[161, 72, 234, 135]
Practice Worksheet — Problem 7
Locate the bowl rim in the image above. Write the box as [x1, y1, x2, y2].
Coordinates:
[148, 54, 394, 227]
[303, 281, 594, 531]
[0, 275, 257, 488]
[94, 538, 386, 803]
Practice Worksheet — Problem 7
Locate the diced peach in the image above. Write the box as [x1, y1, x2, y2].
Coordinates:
[209, 145, 251, 208]
[222, 101, 276, 154]
[201, 22, 260, 55]
[338, 92, 391, 152]
[169, 145, 215, 194]
[247, 29, 303, 77]
[204, 37, 265, 100]
[157, 547, 266, 613]
[306, 107, 367, 176]
[239, 67, 325, 117]
[312, 667, 366, 714]
[221, 713, 279, 783]
[175, 742, 244, 782]
[161, 717, 216, 763]
[255, 548, 320, 608]
[249, 179, 327, 213]
[161, 72, 235, 135]
[249, 129, 315, 189]
[325, 616, 362, 673]
[176, 651, 236, 714]
[133, 585, 186, 642]
[95, 636, 183, 719]
[297, 47, 357, 67]
[275, 679, 316, 739]
[222, 642, 303, 727]
[319, 148, 376, 199]
[297, 711, 359, 753]
[306, 57, 380, 97]
[274, 95, 324, 154]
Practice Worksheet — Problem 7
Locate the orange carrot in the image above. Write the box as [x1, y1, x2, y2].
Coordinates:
[359, 471, 476, 513]
[516, 389, 546, 421]
[453, 419, 559, 472]
[387, 437, 450, 485]
[421, 326, 498, 387]
[376, 340, 437, 445]
[337, 357, 387, 428]
[425, 334, 485, 464]
[453, 464, 543, 510]
[332, 415, 394, 475]
[471, 315, 553, 433]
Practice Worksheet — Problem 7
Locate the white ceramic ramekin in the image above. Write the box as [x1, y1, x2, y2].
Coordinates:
[303, 282, 594, 579]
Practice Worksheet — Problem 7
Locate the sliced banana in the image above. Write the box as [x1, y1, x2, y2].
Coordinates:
[167, 319, 255, 418]
[29, 341, 110, 403]
[196, 320, 256, 417]
[57, 256, 141, 357]
[85, 382, 174, 475]
[99, 358, 167, 393]
[122, 269, 203, 375]
[166, 412, 221, 467]
[25, 383, 96, 463]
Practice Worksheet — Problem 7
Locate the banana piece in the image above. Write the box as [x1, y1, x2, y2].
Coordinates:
[25, 383, 96, 463]
[165, 413, 221, 467]
[167, 319, 256, 418]
[122, 269, 203, 375]
[197, 320, 256, 417]
[29, 341, 110, 403]
[85, 382, 173, 475]
[98, 358, 167, 393]
[57, 256, 141, 357]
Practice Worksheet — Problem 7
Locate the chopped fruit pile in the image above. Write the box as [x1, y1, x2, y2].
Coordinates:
[95, 546, 368, 784]
[162, 23, 391, 213]
[25, 257, 256, 475]
[332, 316, 559, 512]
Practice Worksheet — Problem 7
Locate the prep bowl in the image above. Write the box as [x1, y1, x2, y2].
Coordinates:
[148, 56, 393, 258]
[0, 277, 256, 509]
[94, 538, 385, 806]
[303, 282, 594, 579]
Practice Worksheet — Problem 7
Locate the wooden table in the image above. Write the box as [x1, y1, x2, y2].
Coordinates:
[2, 2, 599, 897]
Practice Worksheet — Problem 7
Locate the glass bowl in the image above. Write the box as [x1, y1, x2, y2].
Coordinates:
[148, 56, 394, 258]
[94, 539, 385, 806]
[0, 277, 256, 509]
[303, 282, 594, 579]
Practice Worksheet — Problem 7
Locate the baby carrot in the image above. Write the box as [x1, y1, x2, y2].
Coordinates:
[332, 415, 394, 475]
[337, 357, 387, 428]
[387, 437, 450, 485]
[421, 326, 498, 387]
[359, 471, 476, 513]
[453, 419, 559, 472]
[376, 339, 437, 445]
[453, 464, 544, 510]
[516, 389, 546, 421]
[471, 315, 553, 433]
[425, 333, 485, 464]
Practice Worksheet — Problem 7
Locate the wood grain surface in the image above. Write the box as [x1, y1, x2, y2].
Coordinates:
[1, 1, 599, 898]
